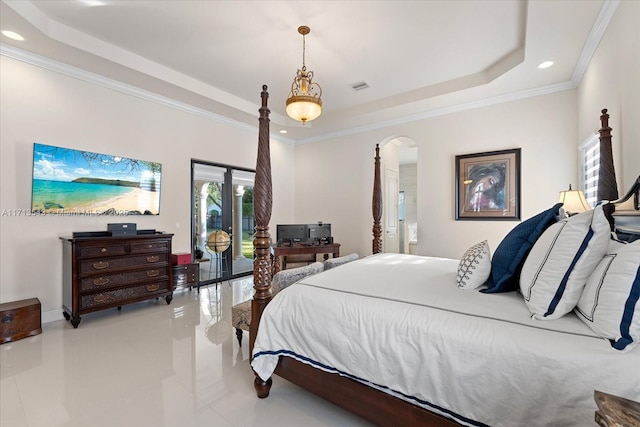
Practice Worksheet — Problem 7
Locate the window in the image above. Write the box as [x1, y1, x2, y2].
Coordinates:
[580, 135, 599, 208]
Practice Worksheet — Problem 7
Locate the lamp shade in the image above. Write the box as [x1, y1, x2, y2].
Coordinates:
[558, 186, 590, 215]
[286, 95, 322, 124]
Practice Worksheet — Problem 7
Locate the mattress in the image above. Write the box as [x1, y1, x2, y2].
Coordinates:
[252, 253, 640, 427]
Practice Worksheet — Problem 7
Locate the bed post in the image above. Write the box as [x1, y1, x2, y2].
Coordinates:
[598, 108, 618, 230]
[251, 85, 274, 397]
[372, 144, 383, 254]
[597, 108, 619, 202]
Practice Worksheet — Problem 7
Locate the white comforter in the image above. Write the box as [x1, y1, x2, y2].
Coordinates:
[252, 253, 640, 427]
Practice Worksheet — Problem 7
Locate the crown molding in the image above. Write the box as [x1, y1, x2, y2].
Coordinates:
[0, 43, 295, 146]
[295, 81, 576, 145]
[571, 0, 620, 86]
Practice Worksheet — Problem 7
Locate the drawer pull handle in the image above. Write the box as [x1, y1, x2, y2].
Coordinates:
[94, 294, 109, 303]
[93, 261, 109, 270]
[101, 248, 107, 253]
[93, 277, 109, 286]
[146, 270, 159, 277]
[146, 255, 160, 263]
[146, 284, 160, 292]
[1, 314, 14, 323]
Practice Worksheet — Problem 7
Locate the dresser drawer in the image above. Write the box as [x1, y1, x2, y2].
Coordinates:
[130, 240, 170, 253]
[79, 268, 170, 292]
[80, 281, 170, 309]
[0, 298, 42, 344]
[78, 253, 168, 274]
[78, 244, 128, 258]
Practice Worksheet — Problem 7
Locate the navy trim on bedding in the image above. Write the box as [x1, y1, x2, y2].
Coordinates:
[544, 226, 595, 317]
[253, 349, 489, 427]
[615, 264, 640, 350]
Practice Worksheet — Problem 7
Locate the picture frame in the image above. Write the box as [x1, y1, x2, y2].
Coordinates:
[455, 148, 521, 221]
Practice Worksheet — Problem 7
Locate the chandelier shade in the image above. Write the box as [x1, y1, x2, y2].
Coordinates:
[286, 26, 322, 125]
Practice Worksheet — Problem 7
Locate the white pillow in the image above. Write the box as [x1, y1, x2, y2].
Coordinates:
[575, 239, 640, 351]
[456, 240, 491, 290]
[520, 204, 611, 319]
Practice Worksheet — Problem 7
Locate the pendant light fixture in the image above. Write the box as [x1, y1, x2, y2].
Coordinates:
[286, 26, 322, 125]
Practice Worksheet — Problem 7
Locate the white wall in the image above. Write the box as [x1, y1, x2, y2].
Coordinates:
[577, 0, 640, 192]
[0, 55, 295, 319]
[295, 91, 577, 260]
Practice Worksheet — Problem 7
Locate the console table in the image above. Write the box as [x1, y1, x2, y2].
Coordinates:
[60, 233, 174, 328]
[272, 242, 340, 272]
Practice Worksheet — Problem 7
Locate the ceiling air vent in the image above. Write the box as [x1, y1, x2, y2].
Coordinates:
[349, 81, 370, 91]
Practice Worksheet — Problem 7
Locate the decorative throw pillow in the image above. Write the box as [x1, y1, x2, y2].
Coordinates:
[481, 203, 563, 294]
[457, 240, 491, 290]
[520, 203, 611, 320]
[575, 240, 640, 351]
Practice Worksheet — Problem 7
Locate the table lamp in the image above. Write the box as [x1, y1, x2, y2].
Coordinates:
[558, 185, 591, 216]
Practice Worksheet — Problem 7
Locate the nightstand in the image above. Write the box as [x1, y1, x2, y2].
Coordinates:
[172, 263, 199, 291]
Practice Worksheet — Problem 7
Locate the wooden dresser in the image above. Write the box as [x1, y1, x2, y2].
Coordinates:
[61, 233, 174, 328]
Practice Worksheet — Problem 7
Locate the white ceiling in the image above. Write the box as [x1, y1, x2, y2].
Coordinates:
[0, 0, 611, 143]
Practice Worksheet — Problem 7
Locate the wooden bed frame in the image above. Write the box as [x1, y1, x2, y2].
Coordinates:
[248, 88, 634, 426]
[248, 85, 459, 426]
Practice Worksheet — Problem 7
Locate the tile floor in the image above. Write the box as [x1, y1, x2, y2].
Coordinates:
[1, 279, 372, 427]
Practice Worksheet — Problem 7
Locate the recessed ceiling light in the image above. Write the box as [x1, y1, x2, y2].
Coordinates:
[1, 30, 24, 41]
[279, 130, 288, 134]
[82, 0, 107, 6]
[538, 61, 554, 69]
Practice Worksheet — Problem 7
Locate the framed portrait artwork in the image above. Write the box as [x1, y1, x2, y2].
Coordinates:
[455, 148, 521, 220]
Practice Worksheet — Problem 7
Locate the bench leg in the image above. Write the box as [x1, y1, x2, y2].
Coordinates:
[236, 328, 243, 346]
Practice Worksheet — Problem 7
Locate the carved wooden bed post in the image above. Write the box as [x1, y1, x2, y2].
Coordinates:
[598, 108, 619, 230]
[372, 144, 383, 254]
[598, 108, 619, 202]
[251, 85, 274, 396]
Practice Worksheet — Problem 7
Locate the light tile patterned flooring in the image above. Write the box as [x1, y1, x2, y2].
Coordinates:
[1, 279, 371, 427]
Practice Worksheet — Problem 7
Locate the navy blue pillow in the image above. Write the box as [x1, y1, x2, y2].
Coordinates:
[481, 203, 563, 293]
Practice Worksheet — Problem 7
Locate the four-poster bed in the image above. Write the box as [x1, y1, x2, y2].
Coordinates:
[249, 87, 639, 426]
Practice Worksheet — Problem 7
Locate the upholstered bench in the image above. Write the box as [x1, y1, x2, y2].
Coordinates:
[323, 253, 359, 270]
[231, 261, 324, 346]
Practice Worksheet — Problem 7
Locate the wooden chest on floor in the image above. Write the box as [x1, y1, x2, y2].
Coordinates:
[0, 298, 42, 344]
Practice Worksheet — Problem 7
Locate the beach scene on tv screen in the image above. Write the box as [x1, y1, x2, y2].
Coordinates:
[31, 143, 161, 215]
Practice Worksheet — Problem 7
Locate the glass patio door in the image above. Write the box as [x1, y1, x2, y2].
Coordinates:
[192, 161, 255, 285]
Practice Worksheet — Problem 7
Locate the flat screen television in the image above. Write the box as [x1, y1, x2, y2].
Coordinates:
[31, 143, 162, 215]
[276, 223, 332, 245]
[276, 224, 307, 243]
[308, 223, 331, 239]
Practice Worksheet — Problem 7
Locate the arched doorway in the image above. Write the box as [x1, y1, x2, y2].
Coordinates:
[379, 137, 418, 254]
